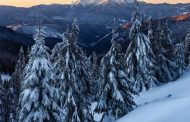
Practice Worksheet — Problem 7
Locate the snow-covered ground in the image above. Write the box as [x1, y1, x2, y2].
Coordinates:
[117, 70, 190, 122]
[0, 74, 11, 81]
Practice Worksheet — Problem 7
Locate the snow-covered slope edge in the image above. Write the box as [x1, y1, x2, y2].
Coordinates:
[117, 70, 190, 122]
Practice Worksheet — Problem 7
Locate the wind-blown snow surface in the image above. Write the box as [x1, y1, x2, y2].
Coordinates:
[117, 70, 190, 122]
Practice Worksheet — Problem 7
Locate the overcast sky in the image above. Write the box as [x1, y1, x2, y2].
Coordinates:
[0, 0, 189, 7]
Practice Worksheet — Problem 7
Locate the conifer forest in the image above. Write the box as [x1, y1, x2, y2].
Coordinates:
[0, 0, 190, 122]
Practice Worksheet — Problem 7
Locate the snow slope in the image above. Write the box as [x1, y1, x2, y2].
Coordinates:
[117, 70, 190, 122]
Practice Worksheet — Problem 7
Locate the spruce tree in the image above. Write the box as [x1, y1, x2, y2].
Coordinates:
[52, 19, 93, 122]
[91, 51, 99, 100]
[0, 78, 6, 122]
[9, 47, 26, 122]
[51, 26, 70, 64]
[125, 3, 158, 92]
[95, 29, 136, 121]
[159, 21, 174, 59]
[175, 43, 186, 76]
[51, 26, 71, 108]
[0, 78, 11, 122]
[7, 82, 17, 122]
[11, 46, 26, 99]
[155, 22, 177, 82]
[0, 78, 17, 122]
[18, 25, 61, 122]
[151, 22, 163, 57]
[185, 33, 190, 67]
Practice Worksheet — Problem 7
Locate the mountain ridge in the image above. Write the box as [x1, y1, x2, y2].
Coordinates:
[0, 2, 189, 26]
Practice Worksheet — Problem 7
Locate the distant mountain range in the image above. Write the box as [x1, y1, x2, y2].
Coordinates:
[74, 0, 135, 6]
[0, 2, 189, 36]
[0, 2, 189, 50]
[0, 2, 188, 47]
[0, 2, 190, 73]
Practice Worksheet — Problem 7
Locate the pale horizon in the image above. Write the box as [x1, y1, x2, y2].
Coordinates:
[0, 0, 189, 7]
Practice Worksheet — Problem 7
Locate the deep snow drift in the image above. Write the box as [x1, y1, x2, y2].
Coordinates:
[117, 70, 190, 122]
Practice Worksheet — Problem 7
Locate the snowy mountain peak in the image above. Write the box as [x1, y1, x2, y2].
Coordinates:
[75, 0, 134, 6]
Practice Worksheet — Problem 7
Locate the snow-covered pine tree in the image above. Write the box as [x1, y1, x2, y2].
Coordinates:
[175, 42, 186, 76]
[0, 78, 11, 122]
[125, 3, 158, 92]
[7, 82, 17, 122]
[184, 33, 190, 67]
[9, 47, 27, 122]
[0, 78, 18, 122]
[155, 22, 177, 83]
[51, 25, 70, 64]
[18, 25, 61, 122]
[11, 46, 26, 99]
[150, 22, 163, 58]
[51, 25, 71, 109]
[91, 51, 99, 100]
[95, 29, 136, 121]
[159, 21, 174, 59]
[0, 78, 6, 122]
[52, 19, 93, 122]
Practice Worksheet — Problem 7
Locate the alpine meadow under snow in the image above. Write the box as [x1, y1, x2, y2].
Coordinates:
[0, 0, 190, 122]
